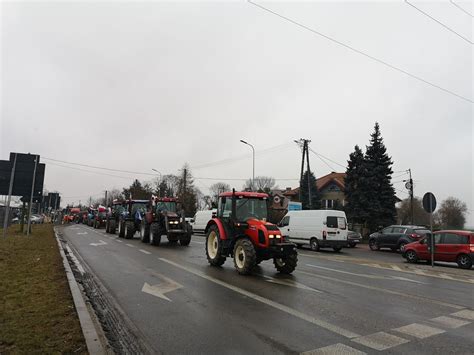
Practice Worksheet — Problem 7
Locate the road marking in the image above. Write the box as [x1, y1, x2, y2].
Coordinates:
[438, 273, 455, 280]
[301, 343, 366, 354]
[391, 265, 402, 271]
[159, 257, 360, 339]
[306, 264, 382, 279]
[451, 309, 474, 320]
[429, 316, 470, 329]
[393, 323, 445, 339]
[351, 332, 409, 351]
[139, 249, 151, 255]
[141, 275, 183, 302]
[77, 232, 88, 235]
[89, 240, 107, 246]
[65, 244, 85, 274]
[191, 240, 205, 245]
[297, 270, 465, 310]
[262, 275, 323, 293]
[125, 243, 135, 248]
[116, 240, 123, 243]
[390, 276, 427, 285]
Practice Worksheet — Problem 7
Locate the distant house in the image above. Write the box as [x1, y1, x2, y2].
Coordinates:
[282, 172, 346, 209]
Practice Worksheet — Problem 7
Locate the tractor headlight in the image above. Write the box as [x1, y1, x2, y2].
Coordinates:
[276, 235, 281, 239]
[269, 234, 275, 239]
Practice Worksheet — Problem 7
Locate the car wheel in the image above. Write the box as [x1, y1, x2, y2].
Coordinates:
[310, 238, 320, 252]
[333, 246, 342, 252]
[398, 242, 407, 253]
[456, 254, 472, 269]
[405, 250, 418, 263]
[369, 239, 379, 251]
[348, 242, 356, 248]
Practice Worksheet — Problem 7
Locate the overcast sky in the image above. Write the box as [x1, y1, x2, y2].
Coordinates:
[1, 1, 472, 225]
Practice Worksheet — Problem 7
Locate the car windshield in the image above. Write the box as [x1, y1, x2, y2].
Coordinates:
[235, 198, 267, 221]
[155, 201, 177, 213]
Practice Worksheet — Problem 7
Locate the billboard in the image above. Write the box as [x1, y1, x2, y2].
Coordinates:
[0, 153, 45, 199]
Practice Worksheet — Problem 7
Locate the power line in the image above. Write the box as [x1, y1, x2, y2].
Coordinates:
[309, 147, 347, 169]
[47, 161, 135, 180]
[308, 149, 336, 171]
[247, 0, 473, 103]
[450, 0, 473, 17]
[43, 157, 156, 176]
[405, 0, 473, 44]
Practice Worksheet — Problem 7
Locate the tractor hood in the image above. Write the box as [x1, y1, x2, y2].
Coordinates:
[165, 212, 179, 218]
[246, 219, 281, 233]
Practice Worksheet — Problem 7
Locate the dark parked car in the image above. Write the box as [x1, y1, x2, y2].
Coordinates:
[402, 230, 474, 269]
[369, 225, 430, 252]
[347, 230, 361, 248]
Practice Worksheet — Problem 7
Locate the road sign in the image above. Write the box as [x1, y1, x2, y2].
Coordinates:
[422, 192, 437, 213]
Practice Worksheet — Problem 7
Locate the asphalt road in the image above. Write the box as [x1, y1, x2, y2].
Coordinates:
[60, 224, 474, 354]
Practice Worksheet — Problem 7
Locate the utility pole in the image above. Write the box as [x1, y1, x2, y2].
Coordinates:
[183, 168, 187, 213]
[104, 190, 108, 206]
[295, 139, 312, 209]
[404, 169, 414, 224]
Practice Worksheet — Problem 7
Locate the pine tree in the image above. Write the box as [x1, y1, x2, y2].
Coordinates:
[344, 145, 370, 223]
[300, 170, 321, 210]
[364, 122, 397, 231]
[177, 164, 198, 217]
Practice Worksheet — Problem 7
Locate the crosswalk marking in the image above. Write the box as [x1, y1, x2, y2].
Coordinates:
[429, 316, 470, 329]
[451, 309, 474, 321]
[301, 343, 366, 354]
[393, 323, 445, 339]
[352, 332, 409, 351]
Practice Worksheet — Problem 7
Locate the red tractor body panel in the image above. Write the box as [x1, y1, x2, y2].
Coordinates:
[205, 218, 228, 240]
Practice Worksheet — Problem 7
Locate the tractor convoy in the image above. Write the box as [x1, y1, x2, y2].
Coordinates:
[79, 190, 299, 275]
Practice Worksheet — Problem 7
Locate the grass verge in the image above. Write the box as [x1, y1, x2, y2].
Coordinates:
[0, 224, 87, 354]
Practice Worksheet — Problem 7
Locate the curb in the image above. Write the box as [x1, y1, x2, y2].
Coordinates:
[54, 229, 105, 355]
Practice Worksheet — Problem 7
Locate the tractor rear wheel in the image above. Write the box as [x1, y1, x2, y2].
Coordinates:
[118, 220, 125, 238]
[233, 238, 256, 275]
[109, 220, 116, 234]
[274, 253, 298, 274]
[125, 221, 135, 239]
[140, 221, 150, 243]
[150, 223, 162, 246]
[206, 225, 226, 266]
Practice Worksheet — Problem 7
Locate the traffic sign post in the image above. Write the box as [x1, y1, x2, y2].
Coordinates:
[422, 192, 437, 267]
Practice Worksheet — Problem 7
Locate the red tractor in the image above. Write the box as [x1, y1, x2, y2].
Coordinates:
[205, 190, 298, 275]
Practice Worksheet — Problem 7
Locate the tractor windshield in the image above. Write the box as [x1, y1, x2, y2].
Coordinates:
[236, 198, 267, 222]
[131, 203, 147, 215]
[155, 201, 177, 213]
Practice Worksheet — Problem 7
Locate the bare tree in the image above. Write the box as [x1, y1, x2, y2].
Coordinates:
[209, 182, 231, 206]
[396, 197, 431, 226]
[243, 176, 276, 193]
[435, 197, 467, 229]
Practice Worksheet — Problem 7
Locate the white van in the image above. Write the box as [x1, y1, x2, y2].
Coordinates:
[191, 209, 216, 234]
[278, 210, 348, 252]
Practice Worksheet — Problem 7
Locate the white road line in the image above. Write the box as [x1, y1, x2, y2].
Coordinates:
[65, 245, 85, 274]
[301, 343, 366, 354]
[116, 240, 123, 243]
[451, 309, 474, 321]
[159, 257, 360, 339]
[393, 323, 445, 339]
[297, 270, 465, 310]
[139, 249, 151, 255]
[125, 243, 135, 248]
[306, 264, 382, 279]
[428, 316, 471, 329]
[391, 265, 402, 271]
[351, 332, 409, 351]
[191, 240, 205, 244]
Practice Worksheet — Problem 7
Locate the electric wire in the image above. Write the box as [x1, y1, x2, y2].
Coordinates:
[450, 0, 473, 17]
[308, 149, 337, 171]
[405, 0, 473, 44]
[247, 0, 473, 103]
[47, 162, 136, 180]
[309, 148, 347, 169]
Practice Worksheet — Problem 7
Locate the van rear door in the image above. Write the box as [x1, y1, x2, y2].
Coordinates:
[325, 215, 347, 241]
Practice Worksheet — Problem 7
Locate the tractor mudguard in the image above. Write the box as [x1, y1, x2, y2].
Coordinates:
[205, 219, 227, 240]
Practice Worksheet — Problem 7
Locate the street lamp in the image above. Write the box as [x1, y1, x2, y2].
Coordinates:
[240, 140, 255, 191]
[152, 169, 162, 197]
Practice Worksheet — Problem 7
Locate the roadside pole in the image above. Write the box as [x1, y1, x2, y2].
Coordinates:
[2, 153, 17, 238]
[26, 155, 39, 236]
[422, 192, 437, 268]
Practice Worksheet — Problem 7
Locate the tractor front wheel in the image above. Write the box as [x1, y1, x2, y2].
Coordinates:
[206, 225, 226, 266]
[150, 223, 162, 246]
[274, 253, 298, 274]
[179, 233, 191, 246]
[118, 220, 125, 238]
[109, 220, 116, 234]
[233, 238, 256, 275]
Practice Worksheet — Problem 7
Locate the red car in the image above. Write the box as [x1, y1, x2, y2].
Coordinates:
[402, 230, 474, 269]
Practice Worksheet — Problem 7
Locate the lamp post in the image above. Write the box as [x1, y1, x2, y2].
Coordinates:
[152, 169, 162, 197]
[240, 140, 255, 191]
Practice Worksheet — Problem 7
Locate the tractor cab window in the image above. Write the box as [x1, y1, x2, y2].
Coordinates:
[155, 201, 177, 213]
[220, 197, 233, 218]
[236, 198, 267, 222]
[132, 203, 147, 215]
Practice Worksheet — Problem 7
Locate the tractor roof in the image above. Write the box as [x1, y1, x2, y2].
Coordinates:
[154, 197, 177, 202]
[219, 191, 269, 199]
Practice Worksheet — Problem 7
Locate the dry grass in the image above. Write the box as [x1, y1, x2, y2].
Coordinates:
[0, 224, 87, 354]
